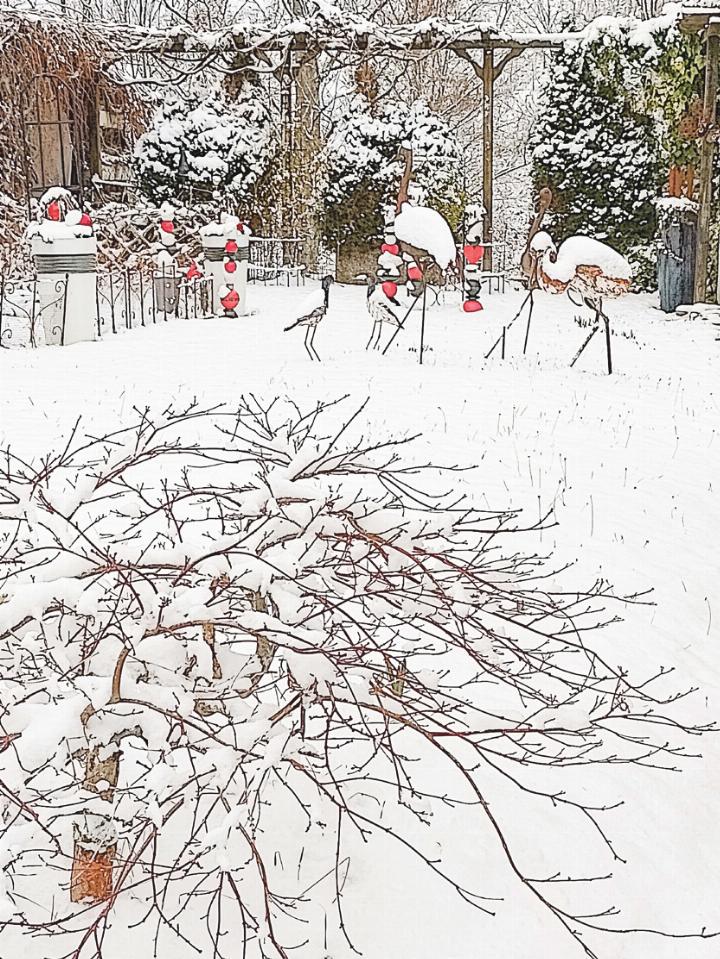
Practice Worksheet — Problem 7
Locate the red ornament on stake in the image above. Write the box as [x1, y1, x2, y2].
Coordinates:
[407, 264, 423, 282]
[224, 259, 237, 274]
[220, 287, 240, 313]
[381, 280, 398, 299]
[463, 299, 484, 313]
[224, 239, 238, 255]
[381, 243, 400, 256]
[160, 220, 174, 234]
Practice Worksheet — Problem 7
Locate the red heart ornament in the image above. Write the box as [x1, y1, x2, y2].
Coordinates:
[381, 281, 398, 299]
[463, 244, 484, 265]
[381, 243, 399, 255]
[463, 299, 484, 313]
[225, 239, 238, 254]
[407, 265, 423, 281]
[160, 219, 174, 233]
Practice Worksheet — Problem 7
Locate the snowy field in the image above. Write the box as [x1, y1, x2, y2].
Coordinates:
[1, 281, 720, 958]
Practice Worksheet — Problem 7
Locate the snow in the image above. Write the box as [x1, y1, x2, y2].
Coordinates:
[26, 220, 93, 242]
[1, 279, 719, 958]
[532, 231, 633, 282]
[394, 202, 457, 269]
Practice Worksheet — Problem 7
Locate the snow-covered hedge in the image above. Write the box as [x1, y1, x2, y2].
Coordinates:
[133, 85, 273, 204]
[323, 97, 462, 246]
[531, 14, 703, 288]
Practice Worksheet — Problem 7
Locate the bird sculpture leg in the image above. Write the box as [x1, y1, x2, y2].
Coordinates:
[373, 322, 384, 350]
[309, 325, 321, 362]
[418, 283, 427, 366]
[381, 296, 421, 356]
[303, 326, 315, 361]
[486, 289, 532, 360]
[366, 320, 379, 350]
[570, 314, 600, 368]
[601, 300, 613, 375]
[522, 287, 535, 355]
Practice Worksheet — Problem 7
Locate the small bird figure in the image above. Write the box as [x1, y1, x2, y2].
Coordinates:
[283, 274, 334, 361]
[366, 279, 401, 350]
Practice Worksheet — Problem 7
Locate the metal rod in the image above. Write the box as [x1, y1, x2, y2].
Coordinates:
[60, 272, 69, 345]
[522, 292, 534, 354]
[419, 283, 427, 365]
[570, 320, 599, 368]
[501, 324, 506, 359]
[603, 307, 613, 375]
[0, 274, 5, 346]
[486, 288, 531, 358]
[381, 293, 421, 355]
[109, 272, 116, 334]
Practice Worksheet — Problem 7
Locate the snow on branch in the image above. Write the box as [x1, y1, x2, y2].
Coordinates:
[0, 1, 684, 69]
[0, 398, 714, 957]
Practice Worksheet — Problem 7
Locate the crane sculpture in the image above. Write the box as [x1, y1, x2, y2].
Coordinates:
[527, 189, 631, 373]
[485, 187, 553, 360]
[379, 146, 458, 362]
[489, 188, 631, 373]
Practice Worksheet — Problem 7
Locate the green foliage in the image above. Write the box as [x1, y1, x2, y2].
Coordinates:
[651, 32, 704, 168]
[133, 85, 273, 205]
[531, 17, 703, 288]
[322, 98, 461, 246]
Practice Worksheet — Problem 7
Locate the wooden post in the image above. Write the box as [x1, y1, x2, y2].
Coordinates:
[694, 25, 720, 303]
[482, 49, 494, 273]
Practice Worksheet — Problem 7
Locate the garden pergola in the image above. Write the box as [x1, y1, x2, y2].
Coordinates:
[38, 4, 592, 272]
[3, 5, 668, 276]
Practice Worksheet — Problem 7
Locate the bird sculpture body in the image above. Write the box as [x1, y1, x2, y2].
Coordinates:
[529, 231, 632, 300]
[512, 188, 631, 373]
[366, 280, 401, 350]
[392, 147, 458, 279]
[283, 275, 333, 361]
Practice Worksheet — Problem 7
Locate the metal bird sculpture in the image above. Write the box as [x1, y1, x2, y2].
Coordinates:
[283, 275, 334, 361]
[366, 278, 402, 350]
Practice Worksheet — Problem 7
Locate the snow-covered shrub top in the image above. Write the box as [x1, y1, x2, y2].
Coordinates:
[323, 98, 461, 245]
[133, 85, 273, 204]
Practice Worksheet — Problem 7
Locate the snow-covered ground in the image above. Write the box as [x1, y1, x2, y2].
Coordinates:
[1, 281, 719, 958]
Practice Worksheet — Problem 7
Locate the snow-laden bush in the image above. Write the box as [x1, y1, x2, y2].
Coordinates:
[323, 97, 462, 246]
[0, 400, 712, 956]
[530, 15, 703, 288]
[133, 85, 273, 204]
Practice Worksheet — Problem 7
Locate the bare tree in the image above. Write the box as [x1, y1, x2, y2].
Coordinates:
[0, 398, 714, 958]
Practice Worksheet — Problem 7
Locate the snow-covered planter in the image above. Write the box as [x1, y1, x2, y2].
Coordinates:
[27, 190, 97, 346]
[0, 399, 712, 956]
